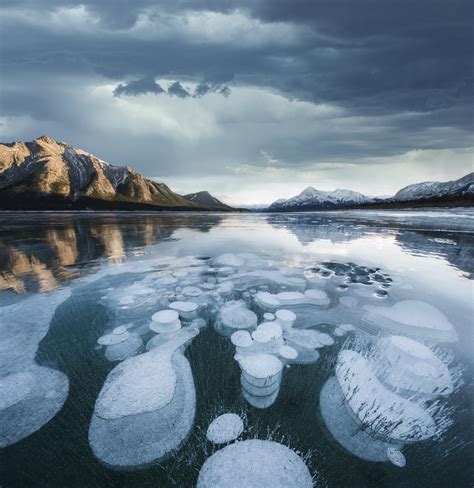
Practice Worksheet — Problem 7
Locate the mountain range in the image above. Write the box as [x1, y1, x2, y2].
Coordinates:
[0, 136, 472, 212]
[266, 173, 473, 211]
[0, 136, 233, 211]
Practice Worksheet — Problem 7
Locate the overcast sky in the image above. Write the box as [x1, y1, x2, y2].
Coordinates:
[0, 0, 472, 205]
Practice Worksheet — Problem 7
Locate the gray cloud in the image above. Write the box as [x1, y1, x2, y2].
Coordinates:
[167, 81, 191, 98]
[113, 77, 165, 96]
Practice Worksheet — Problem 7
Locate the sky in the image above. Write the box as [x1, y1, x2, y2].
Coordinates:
[0, 0, 472, 206]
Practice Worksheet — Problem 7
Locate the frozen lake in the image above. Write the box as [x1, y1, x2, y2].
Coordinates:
[1, 209, 473, 487]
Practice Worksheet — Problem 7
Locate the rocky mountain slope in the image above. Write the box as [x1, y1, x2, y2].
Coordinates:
[268, 187, 372, 211]
[182, 191, 232, 210]
[0, 136, 232, 211]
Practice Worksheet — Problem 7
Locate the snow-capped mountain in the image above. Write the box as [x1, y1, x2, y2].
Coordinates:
[0, 136, 234, 211]
[268, 187, 373, 211]
[393, 173, 474, 202]
[182, 191, 232, 209]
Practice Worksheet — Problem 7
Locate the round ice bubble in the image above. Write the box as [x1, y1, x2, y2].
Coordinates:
[206, 413, 244, 444]
[231, 331, 253, 348]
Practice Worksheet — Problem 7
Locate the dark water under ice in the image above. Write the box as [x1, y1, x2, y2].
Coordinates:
[1, 209, 473, 487]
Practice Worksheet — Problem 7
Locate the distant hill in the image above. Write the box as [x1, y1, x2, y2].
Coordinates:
[182, 191, 232, 210]
[267, 187, 373, 211]
[0, 136, 236, 211]
[265, 173, 474, 212]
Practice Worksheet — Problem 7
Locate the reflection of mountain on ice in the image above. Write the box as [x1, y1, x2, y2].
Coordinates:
[0, 213, 223, 294]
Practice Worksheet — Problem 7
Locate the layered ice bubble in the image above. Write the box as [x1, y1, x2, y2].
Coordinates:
[88, 327, 199, 469]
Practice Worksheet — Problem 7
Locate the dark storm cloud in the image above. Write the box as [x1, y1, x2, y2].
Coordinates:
[113, 77, 165, 96]
[167, 81, 191, 98]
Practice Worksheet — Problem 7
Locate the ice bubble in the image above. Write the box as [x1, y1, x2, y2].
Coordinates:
[304, 289, 331, 306]
[336, 350, 436, 442]
[231, 330, 253, 348]
[151, 309, 179, 324]
[213, 253, 245, 267]
[365, 300, 457, 342]
[276, 291, 306, 304]
[216, 281, 234, 295]
[200, 283, 216, 290]
[206, 413, 244, 444]
[242, 388, 280, 409]
[339, 296, 358, 307]
[252, 322, 283, 344]
[218, 303, 258, 331]
[173, 270, 188, 278]
[235, 353, 283, 381]
[89, 328, 199, 468]
[278, 345, 298, 360]
[196, 439, 313, 488]
[182, 286, 203, 297]
[333, 327, 346, 337]
[340, 323, 355, 332]
[118, 296, 134, 306]
[0, 365, 69, 448]
[190, 318, 208, 329]
[386, 447, 407, 467]
[254, 291, 280, 311]
[98, 330, 131, 346]
[150, 310, 182, 333]
[0, 372, 35, 411]
[380, 336, 453, 395]
[146, 334, 170, 351]
[285, 329, 330, 349]
[320, 376, 400, 462]
[275, 309, 296, 329]
[113, 326, 127, 335]
[105, 333, 143, 362]
[263, 312, 275, 321]
[169, 301, 199, 319]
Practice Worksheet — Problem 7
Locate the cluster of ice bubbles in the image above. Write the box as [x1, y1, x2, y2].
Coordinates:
[0, 251, 463, 481]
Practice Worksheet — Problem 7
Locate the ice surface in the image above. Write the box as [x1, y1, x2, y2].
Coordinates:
[196, 440, 313, 488]
[206, 413, 244, 444]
